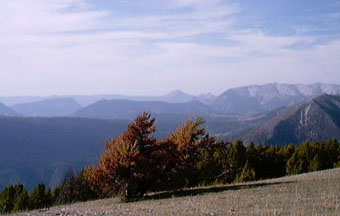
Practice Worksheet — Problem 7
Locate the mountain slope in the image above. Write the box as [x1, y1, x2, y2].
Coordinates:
[211, 83, 340, 114]
[0, 116, 129, 191]
[72, 99, 217, 120]
[0, 111, 274, 191]
[0, 114, 241, 191]
[71, 90, 215, 106]
[12, 98, 82, 117]
[0, 96, 42, 106]
[0, 103, 18, 116]
[245, 94, 340, 145]
[0, 90, 213, 107]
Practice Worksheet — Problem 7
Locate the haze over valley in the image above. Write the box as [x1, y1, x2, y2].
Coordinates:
[0, 83, 340, 191]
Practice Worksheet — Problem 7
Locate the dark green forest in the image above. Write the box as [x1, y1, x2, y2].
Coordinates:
[1, 113, 339, 214]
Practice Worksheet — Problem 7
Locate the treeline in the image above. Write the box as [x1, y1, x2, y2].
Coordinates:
[1, 112, 340, 213]
[83, 113, 340, 201]
[0, 170, 96, 214]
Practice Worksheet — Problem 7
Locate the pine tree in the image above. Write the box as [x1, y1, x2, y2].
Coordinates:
[162, 117, 219, 188]
[235, 161, 256, 183]
[13, 189, 30, 212]
[286, 142, 313, 175]
[221, 140, 247, 182]
[309, 154, 322, 171]
[30, 184, 51, 209]
[0, 185, 16, 213]
[57, 170, 77, 204]
[56, 169, 97, 204]
[0, 184, 30, 213]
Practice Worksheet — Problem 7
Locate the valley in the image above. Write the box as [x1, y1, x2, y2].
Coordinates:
[0, 83, 339, 192]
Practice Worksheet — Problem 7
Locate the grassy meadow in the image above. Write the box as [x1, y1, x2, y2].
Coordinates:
[13, 168, 340, 216]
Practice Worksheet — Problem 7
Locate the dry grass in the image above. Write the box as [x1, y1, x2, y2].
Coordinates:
[13, 168, 340, 216]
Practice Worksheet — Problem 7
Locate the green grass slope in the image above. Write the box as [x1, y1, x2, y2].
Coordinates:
[15, 168, 340, 216]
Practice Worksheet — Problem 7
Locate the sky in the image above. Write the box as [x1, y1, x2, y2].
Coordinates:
[1, 0, 340, 96]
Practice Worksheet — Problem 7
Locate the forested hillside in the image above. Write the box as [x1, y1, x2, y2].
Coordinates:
[0, 116, 128, 191]
[246, 94, 340, 145]
[1, 113, 339, 214]
[0, 112, 274, 192]
[1, 93, 340, 193]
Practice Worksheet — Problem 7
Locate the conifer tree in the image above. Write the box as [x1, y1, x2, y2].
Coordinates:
[235, 160, 256, 183]
[13, 189, 30, 212]
[84, 112, 157, 200]
[57, 170, 77, 204]
[0, 185, 17, 213]
[220, 140, 247, 183]
[162, 117, 221, 187]
[0, 187, 13, 213]
[30, 184, 51, 209]
[56, 169, 97, 204]
[0, 184, 31, 213]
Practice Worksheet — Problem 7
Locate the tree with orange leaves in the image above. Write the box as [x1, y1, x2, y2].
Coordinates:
[84, 112, 157, 200]
[84, 113, 221, 200]
[159, 117, 220, 188]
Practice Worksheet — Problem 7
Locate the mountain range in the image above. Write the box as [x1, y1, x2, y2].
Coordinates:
[244, 94, 340, 145]
[211, 83, 340, 114]
[72, 99, 217, 120]
[0, 83, 340, 191]
[11, 98, 82, 117]
[0, 116, 128, 191]
[1, 83, 339, 116]
[0, 109, 279, 191]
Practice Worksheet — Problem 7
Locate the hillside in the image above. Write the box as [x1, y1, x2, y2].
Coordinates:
[0, 115, 194, 192]
[72, 99, 217, 120]
[245, 94, 340, 145]
[0, 103, 18, 116]
[0, 110, 282, 192]
[11, 98, 82, 117]
[211, 83, 340, 114]
[0, 116, 129, 191]
[0, 96, 42, 106]
[17, 168, 340, 216]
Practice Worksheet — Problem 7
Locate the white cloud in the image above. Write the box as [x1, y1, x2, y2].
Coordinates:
[227, 30, 315, 54]
[169, 0, 223, 9]
[112, 1, 239, 39]
[0, 0, 339, 96]
[0, 0, 109, 34]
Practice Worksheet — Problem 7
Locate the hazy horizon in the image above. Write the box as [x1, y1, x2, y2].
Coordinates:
[1, 0, 340, 96]
[1, 82, 340, 98]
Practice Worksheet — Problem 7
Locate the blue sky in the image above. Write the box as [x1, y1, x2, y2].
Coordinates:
[1, 0, 339, 96]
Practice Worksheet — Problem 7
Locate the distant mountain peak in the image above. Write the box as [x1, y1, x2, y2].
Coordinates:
[166, 89, 190, 96]
[72, 99, 217, 120]
[211, 83, 340, 115]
